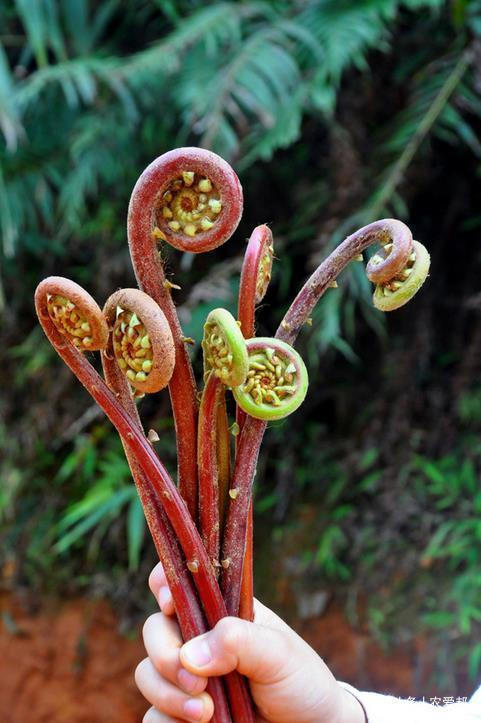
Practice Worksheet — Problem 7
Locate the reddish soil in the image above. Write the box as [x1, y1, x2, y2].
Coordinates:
[0, 591, 434, 722]
[0, 594, 146, 723]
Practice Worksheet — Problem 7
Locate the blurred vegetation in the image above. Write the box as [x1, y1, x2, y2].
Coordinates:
[2, 0, 481, 690]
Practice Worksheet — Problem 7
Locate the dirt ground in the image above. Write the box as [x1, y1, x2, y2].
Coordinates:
[0, 590, 436, 723]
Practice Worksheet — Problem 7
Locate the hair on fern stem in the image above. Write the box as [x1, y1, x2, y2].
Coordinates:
[103, 288, 175, 394]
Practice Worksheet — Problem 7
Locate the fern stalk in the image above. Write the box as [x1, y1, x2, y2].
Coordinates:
[101, 336, 232, 723]
[221, 219, 416, 615]
[198, 371, 223, 568]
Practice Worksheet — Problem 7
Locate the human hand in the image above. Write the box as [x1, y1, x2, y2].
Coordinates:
[135, 562, 365, 723]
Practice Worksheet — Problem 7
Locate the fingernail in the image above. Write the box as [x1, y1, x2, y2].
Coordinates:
[182, 638, 212, 668]
[157, 586, 171, 609]
[177, 667, 200, 693]
[183, 698, 204, 720]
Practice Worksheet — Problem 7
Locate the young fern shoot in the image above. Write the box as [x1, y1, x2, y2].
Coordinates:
[370, 240, 430, 311]
[198, 309, 248, 570]
[102, 288, 231, 722]
[222, 218, 430, 617]
[42, 277, 109, 351]
[236, 224, 274, 620]
[222, 338, 308, 614]
[233, 339, 308, 422]
[108, 288, 175, 394]
[128, 147, 243, 519]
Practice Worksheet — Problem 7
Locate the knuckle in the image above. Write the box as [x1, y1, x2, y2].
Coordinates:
[151, 683, 173, 712]
[149, 649, 168, 676]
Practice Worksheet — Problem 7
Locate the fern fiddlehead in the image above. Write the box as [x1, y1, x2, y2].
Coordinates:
[43, 276, 109, 351]
[371, 240, 430, 311]
[236, 224, 275, 620]
[202, 308, 248, 387]
[238, 224, 274, 338]
[154, 154, 242, 252]
[104, 288, 175, 394]
[222, 219, 430, 617]
[101, 290, 231, 722]
[128, 147, 243, 519]
[198, 309, 248, 570]
[233, 338, 308, 422]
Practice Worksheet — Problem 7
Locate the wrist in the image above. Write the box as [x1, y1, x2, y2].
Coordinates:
[336, 685, 367, 723]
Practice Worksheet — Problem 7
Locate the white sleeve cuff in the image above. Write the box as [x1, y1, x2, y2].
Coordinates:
[339, 682, 481, 722]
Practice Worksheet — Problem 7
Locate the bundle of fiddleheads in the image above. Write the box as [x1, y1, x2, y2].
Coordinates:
[36, 145, 430, 722]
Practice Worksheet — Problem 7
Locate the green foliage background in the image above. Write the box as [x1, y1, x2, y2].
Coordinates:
[2, 0, 481, 693]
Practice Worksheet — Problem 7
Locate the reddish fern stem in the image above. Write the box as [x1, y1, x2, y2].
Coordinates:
[128, 223, 199, 517]
[221, 220, 413, 615]
[35, 291, 255, 723]
[128, 149, 243, 519]
[239, 507, 254, 622]
[198, 371, 223, 568]
[101, 345, 231, 723]
[220, 417, 266, 616]
[277, 220, 412, 346]
[216, 387, 231, 531]
[234, 225, 272, 621]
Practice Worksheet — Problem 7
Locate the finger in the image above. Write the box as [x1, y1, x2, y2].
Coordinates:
[149, 562, 167, 594]
[149, 563, 175, 615]
[143, 613, 207, 696]
[135, 658, 213, 722]
[143, 707, 183, 723]
[180, 615, 304, 683]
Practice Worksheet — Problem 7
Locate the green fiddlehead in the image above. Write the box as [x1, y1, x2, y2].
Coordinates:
[233, 338, 308, 421]
[202, 308, 248, 388]
[370, 240, 431, 311]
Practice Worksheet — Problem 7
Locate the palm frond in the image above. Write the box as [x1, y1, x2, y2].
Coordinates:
[15, 0, 67, 67]
[0, 44, 23, 151]
[121, 3, 271, 85]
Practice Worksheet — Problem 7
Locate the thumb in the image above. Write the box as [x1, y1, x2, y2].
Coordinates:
[179, 615, 294, 683]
